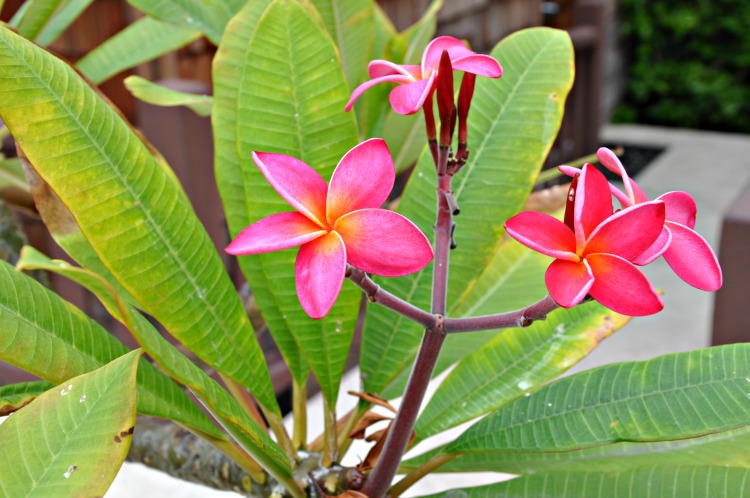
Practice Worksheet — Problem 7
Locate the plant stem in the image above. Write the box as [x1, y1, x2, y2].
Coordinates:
[336, 406, 361, 457]
[443, 295, 558, 332]
[347, 266, 436, 329]
[359, 324, 446, 497]
[322, 396, 338, 466]
[360, 145, 454, 498]
[263, 408, 297, 463]
[128, 418, 266, 495]
[293, 379, 307, 451]
[389, 452, 459, 497]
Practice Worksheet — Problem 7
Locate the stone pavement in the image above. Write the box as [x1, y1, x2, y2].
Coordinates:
[104, 124, 750, 496]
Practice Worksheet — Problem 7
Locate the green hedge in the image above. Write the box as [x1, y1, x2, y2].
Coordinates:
[614, 0, 750, 132]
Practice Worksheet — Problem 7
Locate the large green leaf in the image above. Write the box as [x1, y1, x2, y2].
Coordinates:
[124, 75, 213, 116]
[213, 0, 360, 403]
[448, 344, 750, 455]
[9, 0, 64, 40]
[1, 258, 221, 438]
[76, 16, 201, 84]
[16, 248, 299, 492]
[310, 0, 373, 90]
[361, 28, 575, 397]
[416, 466, 750, 498]
[124, 0, 235, 44]
[402, 424, 750, 475]
[20, 154, 141, 309]
[0, 25, 279, 414]
[0, 380, 53, 414]
[0, 350, 140, 497]
[34, 0, 94, 46]
[414, 302, 629, 441]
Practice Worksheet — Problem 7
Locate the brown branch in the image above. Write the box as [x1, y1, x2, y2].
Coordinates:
[443, 295, 559, 333]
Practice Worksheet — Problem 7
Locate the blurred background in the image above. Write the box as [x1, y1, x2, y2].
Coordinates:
[0, 0, 748, 408]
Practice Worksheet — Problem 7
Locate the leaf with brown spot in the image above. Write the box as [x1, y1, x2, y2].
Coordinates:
[0, 381, 53, 416]
[0, 350, 141, 496]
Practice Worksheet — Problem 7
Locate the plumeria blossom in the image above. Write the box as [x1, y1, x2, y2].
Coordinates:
[559, 148, 722, 291]
[504, 164, 666, 316]
[344, 36, 502, 115]
[226, 139, 433, 319]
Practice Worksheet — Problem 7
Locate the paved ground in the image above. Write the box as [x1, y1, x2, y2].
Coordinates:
[102, 124, 750, 496]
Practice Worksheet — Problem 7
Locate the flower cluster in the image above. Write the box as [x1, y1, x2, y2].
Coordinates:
[505, 149, 722, 316]
[345, 36, 502, 116]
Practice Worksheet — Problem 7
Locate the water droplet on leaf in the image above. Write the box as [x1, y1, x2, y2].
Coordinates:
[63, 465, 77, 479]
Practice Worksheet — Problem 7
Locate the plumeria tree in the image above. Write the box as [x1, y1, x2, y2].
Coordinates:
[0, 1, 745, 497]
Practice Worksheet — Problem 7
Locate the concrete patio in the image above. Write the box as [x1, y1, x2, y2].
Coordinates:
[103, 124, 750, 496]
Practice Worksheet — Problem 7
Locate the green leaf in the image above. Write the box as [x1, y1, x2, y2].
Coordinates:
[124, 75, 213, 116]
[15, 246, 299, 492]
[124, 0, 235, 44]
[213, 0, 360, 404]
[76, 16, 201, 84]
[448, 344, 750, 455]
[9, 0, 64, 40]
[2, 256, 222, 438]
[0, 350, 141, 497]
[0, 25, 279, 414]
[402, 424, 750, 475]
[0, 380, 53, 415]
[361, 27, 575, 397]
[310, 0, 374, 90]
[414, 302, 630, 441]
[20, 154, 141, 309]
[416, 466, 750, 498]
[35, 0, 94, 46]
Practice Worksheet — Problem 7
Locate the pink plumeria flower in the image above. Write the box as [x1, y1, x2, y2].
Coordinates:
[560, 147, 722, 291]
[344, 36, 502, 115]
[504, 164, 666, 316]
[226, 139, 434, 319]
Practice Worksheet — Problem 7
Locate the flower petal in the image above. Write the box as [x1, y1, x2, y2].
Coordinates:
[295, 232, 347, 319]
[504, 212, 578, 261]
[452, 54, 503, 78]
[334, 209, 433, 276]
[632, 225, 672, 266]
[326, 139, 395, 224]
[596, 147, 649, 204]
[559, 164, 632, 208]
[389, 72, 436, 115]
[368, 60, 421, 79]
[225, 212, 325, 255]
[587, 253, 663, 316]
[585, 200, 665, 261]
[345, 74, 414, 112]
[422, 36, 474, 72]
[574, 164, 613, 250]
[658, 191, 697, 228]
[252, 151, 328, 226]
[663, 222, 722, 291]
[545, 259, 594, 308]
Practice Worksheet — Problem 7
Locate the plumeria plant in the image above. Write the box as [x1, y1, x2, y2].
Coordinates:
[0, 1, 746, 497]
